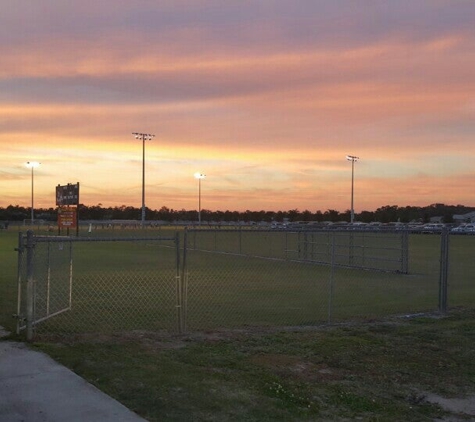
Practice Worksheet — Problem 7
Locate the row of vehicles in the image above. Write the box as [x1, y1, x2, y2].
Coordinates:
[417, 223, 475, 234]
[269, 221, 475, 234]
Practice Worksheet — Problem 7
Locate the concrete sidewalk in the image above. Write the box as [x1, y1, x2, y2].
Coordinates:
[0, 339, 147, 422]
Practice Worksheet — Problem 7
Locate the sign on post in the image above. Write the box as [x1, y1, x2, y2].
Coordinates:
[56, 183, 80, 235]
[58, 207, 77, 228]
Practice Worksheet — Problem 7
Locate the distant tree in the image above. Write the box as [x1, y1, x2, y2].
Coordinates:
[324, 209, 340, 222]
[287, 209, 300, 222]
[314, 210, 324, 222]
[301, 210, 312, 221]
[374, 205, 399, 223]
[3, 202, 475, 225]
[358, 211, 374, 223]
[341, 209, 351, 222]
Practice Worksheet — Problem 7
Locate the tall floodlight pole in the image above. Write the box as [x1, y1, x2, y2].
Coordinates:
[346, 155, 359, 224]
[133, 132, 155, 228]
[194, 172, 206, 226]
[26, 161, 40, 225]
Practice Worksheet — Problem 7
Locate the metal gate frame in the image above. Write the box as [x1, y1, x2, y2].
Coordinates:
[16, 230, 180, 340]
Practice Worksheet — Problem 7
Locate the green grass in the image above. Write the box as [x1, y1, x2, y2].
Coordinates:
[0, 231, 20, 332]
[33, 309, 475, 421]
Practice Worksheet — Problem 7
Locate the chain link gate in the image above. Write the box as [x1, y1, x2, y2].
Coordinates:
[16, 231, 181, 340]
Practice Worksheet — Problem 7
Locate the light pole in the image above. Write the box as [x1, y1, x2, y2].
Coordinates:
[26, 161, 40, 225]
[346, 155, 359, 224]
[194, 172, 206, 226]
[133, 132, 155, 228]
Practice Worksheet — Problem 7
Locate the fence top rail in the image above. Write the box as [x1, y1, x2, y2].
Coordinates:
[185, 227, 405, 234]
[22, 234, 177, 243]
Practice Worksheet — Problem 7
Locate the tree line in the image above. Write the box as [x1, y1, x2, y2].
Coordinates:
[1, 203, 474, 224]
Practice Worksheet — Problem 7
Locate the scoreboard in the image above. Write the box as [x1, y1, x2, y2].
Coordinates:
[56, 183, 79, 206]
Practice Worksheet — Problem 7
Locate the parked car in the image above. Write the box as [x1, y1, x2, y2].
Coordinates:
[421, 224, 445, 234]
[451, 224, 475, 235]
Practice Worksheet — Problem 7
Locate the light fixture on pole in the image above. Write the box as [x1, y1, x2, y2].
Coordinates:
[346, 155, 359, 224]
[26, 161, 40, 225]
[194, 172, 206, 226]
[132, 132, 155, 228]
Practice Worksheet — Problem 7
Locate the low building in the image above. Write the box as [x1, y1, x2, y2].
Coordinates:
[453, 211, 475, 224]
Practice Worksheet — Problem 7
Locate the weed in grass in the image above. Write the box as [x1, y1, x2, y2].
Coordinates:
[267, 381, 318, 413]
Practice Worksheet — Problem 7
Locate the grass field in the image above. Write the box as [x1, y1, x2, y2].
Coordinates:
[1, 227, 475, 421]
[1, 226, 474, 338]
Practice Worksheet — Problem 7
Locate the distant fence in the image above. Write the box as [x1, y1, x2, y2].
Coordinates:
[15, 228, 473, 340]
[185, 228, 409, 273]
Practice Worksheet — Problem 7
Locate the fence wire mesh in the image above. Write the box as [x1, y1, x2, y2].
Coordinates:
[183, 229, 436, 330]
[17, 232, 179, 338]
[187, 228, 408, 272]
[448, 234, 475, 308]
[15, 228, 473, 340]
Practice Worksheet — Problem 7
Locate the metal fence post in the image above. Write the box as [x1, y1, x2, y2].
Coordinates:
[46, 241, 51, 316]
[349, 231, 354, 266]
[401, 230, 409, 274]
[362, 231, 366, 268]
[328, 232, 335, 323]
[285, 231, 288, 260]
[239, 227, 242, 254]
[25, 230, 35, 341]
[298, 231, 302, 260]
[15, 232, 25, 335]
[68, 239, 73, 309]
[311, 232, 315, 261]
[179, 230, 187, 333]
[439, 229, 449, 313]
[303, 232, 308, 260]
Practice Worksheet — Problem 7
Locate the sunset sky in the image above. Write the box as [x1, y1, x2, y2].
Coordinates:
[1, 1, 474, 213]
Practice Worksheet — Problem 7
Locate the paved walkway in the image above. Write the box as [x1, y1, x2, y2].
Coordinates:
[0, 335, 147, 422]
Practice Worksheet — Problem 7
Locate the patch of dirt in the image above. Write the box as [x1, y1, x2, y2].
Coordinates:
[36, 330, 188, 350]
[0, 325, 11, 338]
[34, 311, 451, 347]
[249, 353, 345, 382]
[424, 392, 475, 420]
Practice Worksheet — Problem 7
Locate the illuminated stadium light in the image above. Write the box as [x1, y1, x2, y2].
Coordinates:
[132, 132, 155, 227]
[346, 155, 359, 224]
[194, 172, 206, 225]
[26, 161, 41, 224]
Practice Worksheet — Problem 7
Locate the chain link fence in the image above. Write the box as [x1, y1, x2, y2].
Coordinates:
[15, 228, 471, 340]
[448, 233, 475, 309]
[17, 231, 179, 339]
[182, 228, 432, 331]
[186, 228, 408, 272]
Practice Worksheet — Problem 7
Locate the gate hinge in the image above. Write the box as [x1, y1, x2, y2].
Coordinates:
[12, 314, 25, 322]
